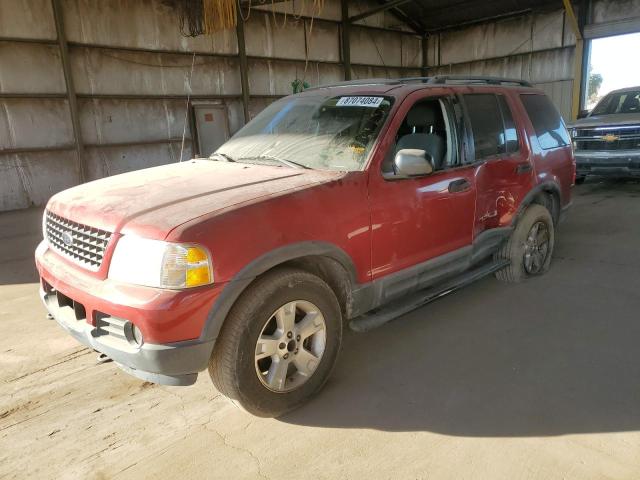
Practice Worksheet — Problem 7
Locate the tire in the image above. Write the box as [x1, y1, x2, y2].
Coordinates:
[208, 268, 342, 417]
[575, 176, 586, 185]
[494, 204, 555, 283]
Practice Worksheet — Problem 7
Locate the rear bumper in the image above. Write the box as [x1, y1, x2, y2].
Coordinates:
[36, 241, 219, 386]
[575, 150, 640, 177]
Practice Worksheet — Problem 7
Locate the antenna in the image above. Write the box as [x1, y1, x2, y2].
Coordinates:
[179, 52, 197, 162]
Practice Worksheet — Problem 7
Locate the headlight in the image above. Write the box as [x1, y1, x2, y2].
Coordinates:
[108, 236, 213, 289]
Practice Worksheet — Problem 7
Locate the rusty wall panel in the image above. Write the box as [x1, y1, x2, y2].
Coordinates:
[244, 11, 307, 60]
[350, 26, 404, 67]
[248, 59, 342, 95]
[0, 99, 73, 149]
[439, 15, 533, 65]
[306, 21, 341, 62]
[78, 98, 189, 145]
[62, 0, 237, 54]
[532, 10, 565, 51]
[70, 47, 242, 96]
[592, 0, 640, 23]
[84, 143, 189, 181]
[0, 0, 56, 40]
[351, 65, 420, 79]
[252, 0, 342, 21]
[0, 158, 29, 210]
[0, 42, 66, 94]
[0, 151, 80, 209]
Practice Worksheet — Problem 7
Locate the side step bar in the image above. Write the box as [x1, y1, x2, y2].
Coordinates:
[349, 259, 510, 333]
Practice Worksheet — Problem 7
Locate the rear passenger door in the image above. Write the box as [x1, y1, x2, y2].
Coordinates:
[463, 92, 535, 237]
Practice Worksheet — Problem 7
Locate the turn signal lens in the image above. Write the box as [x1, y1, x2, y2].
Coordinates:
[185, 246, 212, 288]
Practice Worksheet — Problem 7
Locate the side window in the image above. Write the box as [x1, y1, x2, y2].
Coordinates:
[520, 94, 570, 150]
[463, 94, 506, 159]
[382, 97, 453, 174]
[497, 95, 519, 153]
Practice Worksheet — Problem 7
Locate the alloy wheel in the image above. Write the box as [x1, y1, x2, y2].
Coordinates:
[254, 300, 327, 393]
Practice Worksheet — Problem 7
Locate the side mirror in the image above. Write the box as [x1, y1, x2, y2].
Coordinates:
[577, 109, 590, 119]
[393, 149, 434, 177]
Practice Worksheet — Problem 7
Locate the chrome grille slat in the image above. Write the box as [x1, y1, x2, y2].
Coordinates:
[45, 210, 112, 271]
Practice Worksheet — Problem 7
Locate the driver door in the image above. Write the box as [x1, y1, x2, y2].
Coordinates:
[367, 89, 477, 301]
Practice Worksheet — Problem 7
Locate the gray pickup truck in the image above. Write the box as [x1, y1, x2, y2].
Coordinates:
[569, 87, 640, 183]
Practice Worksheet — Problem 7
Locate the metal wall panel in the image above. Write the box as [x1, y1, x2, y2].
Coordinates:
[69, 47, 242, 96]
[84, 142, 190, 181]
[0, 42, 66, 94]
[78, 99, 189, 145]
[0, 151, 79, 209]
[0, 0, 56, 40]
[61, 0, 238, 54]
[0, 98, 73, 149]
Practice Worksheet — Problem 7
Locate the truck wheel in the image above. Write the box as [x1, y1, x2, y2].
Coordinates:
[208, 268, 342, 417]
[494, 204, 555, 283]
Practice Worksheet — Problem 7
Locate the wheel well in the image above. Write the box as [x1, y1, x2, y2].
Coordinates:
[531, 189, 560, 225]
[255, 255, 353, 318]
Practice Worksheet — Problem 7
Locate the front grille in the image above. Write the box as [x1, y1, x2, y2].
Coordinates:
[46, 211, 112, 270]
[574, 125, 640, 151]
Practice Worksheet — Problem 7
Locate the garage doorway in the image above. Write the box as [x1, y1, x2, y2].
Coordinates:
[585, 32, 640, 110]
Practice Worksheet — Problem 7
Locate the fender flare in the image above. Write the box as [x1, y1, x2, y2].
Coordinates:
[199, 241, 357, 343]
[512, 181, 562, 226]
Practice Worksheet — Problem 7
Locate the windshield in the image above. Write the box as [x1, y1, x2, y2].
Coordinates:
[591, 90, 640, 116]
[215, 95, 394, 171]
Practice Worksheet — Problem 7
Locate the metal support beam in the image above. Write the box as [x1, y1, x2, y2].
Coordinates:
[563, 0, 584, 120]
[51, 0, 85, 183]
[421, 36, 429, 76]
[349, 0, 412, 23]
[341, 0, 351, 81]
[236, 16, 251, 124]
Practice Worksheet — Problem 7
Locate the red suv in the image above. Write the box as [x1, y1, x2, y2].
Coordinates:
[36, 76, 575, 417]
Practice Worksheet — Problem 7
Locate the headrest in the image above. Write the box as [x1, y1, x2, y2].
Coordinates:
[406, 104, 438, 127]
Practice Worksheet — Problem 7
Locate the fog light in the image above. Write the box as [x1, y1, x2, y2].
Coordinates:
[124, 322, 144, 348]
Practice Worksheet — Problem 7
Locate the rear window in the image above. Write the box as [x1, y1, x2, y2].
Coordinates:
[520, 94, 570, 150]
[463, 93, 519, 160]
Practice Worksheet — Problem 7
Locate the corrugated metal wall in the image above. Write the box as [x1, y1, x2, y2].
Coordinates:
[425, 9, 577, 119]
[0, 0, 423, 211]
[3, 0, 640, 212]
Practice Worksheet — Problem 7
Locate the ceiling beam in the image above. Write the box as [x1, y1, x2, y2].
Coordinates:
[349, 0, 412, 23]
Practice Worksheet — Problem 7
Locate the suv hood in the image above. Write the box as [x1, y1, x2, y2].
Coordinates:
[48, 160, 345, 239]
[568, 113, 640, 129]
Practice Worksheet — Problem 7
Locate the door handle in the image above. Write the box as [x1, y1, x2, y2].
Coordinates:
[515, 163, 533, 174]
[448, 178, 471, 193]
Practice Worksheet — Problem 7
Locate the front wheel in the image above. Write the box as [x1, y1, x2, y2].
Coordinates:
[208, 268, 342, 417]
[494, 204, 555, 283]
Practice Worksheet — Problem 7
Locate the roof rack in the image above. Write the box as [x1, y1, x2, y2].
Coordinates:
[402, 75, 533, 87]
[308, 75, 533, 91]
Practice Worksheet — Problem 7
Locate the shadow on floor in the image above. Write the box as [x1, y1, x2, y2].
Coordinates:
[282, 179, 640, 436]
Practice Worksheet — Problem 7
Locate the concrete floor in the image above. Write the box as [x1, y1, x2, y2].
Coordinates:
[1, 180, 640, 480]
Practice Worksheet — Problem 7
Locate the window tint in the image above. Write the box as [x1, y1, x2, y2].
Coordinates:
[497, 95, 519, 153]
[520, 94, 570, 150]
[464, 94, 505, 158]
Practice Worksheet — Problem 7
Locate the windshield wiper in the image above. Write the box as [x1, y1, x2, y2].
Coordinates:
[210, 152, 237, 163]
[238, 155, 311, 169]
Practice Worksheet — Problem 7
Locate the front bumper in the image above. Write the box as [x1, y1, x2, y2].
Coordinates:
[36, 241, 219, 386]
[575, 150, 640, 177]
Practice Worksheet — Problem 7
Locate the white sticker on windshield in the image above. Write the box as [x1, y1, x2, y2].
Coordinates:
[336, 96, 384, 108]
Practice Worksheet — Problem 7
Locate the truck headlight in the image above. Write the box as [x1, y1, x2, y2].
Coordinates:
[108, 236, 213, 289]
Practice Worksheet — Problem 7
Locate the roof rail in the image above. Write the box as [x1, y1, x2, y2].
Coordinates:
[305, 75, 533, 91]
[399, 75, 533, 87]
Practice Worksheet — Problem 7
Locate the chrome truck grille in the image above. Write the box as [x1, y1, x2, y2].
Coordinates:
[574, 125, 640, 151]
[45, 211, 112, 270]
